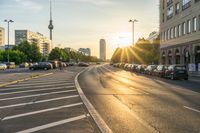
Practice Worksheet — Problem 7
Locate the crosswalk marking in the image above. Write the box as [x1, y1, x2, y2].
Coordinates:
[0, 95, 79, 109]
[0, 86, 75, 96]
[0, 89, 76, 101]
[16, 114, 89, 133]
[2, 102, 83, 121]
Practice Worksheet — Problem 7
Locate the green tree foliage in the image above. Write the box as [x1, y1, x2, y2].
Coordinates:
[49, 47, 98, 62]
[111, 37, 160, 65]
[0, 50, 27, 64]
[13, 41, 42, 62]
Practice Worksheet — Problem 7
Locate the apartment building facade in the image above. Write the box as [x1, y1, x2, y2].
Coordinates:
[0, 27, 5, 46]
[15, 30, 52, 56]
[160, 0, 200, 66]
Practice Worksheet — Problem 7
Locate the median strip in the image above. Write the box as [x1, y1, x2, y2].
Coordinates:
[0, 73, 53, 88]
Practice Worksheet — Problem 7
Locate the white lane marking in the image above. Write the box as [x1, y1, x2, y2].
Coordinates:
[75, 68, 113, 133]
[7, 81, 73, 87]
[2, 102, 83, 121]
[0, 83, 74, 91]
[129, 87, 149, 95]
[0, 95, 79, 109]
[0, 86, 75, 96]
[16, 114, 89, 133]
[0, 89, 76, 101]
[184, 106, 200, 113]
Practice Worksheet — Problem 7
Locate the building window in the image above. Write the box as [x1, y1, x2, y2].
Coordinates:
[163, 0, 165, 9]
[183, 22, 186, 35]
[187, 20, 191, 33]
[162, 13, 165, 23]
[182, 0, 191, 10]
[167, 6, 173, 20]
[167, 0, 173, 6]
[193, 17, 197, 32]
[178, 24, 181, 37]
[170, 28, 174, 39]
[174, 26, 177, 38]
[175, 3, 180, 14]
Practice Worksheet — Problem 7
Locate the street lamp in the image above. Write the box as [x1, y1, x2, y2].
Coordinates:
[129, 19, 138, 45]
[4, 19, 14, 63]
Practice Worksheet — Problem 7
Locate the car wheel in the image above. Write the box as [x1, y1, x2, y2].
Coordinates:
[184, 77, 188, 80]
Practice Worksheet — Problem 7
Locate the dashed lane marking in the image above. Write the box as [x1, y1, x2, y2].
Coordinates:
[0, 95, 79, 109]
[184, 106, 200, 113]
[0, 86, 75, 96]
[16, 114, 89, 133]
[2, 102, 83, 121]
[0, 89, 76, 101]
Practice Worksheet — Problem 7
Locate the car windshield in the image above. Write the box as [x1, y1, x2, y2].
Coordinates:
[175, 66, 186, 70]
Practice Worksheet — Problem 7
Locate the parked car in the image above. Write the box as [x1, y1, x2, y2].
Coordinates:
[5, 62, 16, 69]
[50, 61, 59, 69]
[145, 65, 157, 75]
[131, 64, 139, 72]
[124, 63, 130, 70]
[78, 62, 89, 67]
[165, 65, 188, 80]
[0, 63, 7, 70]
[153, 65, 168, 77]
[19, 62, 29, 68]
[136, 65, 146, 73]
[29, 62, 53, 70]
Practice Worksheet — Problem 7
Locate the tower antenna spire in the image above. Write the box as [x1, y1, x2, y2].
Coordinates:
[48, 0, 54, 41]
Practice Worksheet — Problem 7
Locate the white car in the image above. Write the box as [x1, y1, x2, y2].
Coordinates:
[0, 63, 7, 70]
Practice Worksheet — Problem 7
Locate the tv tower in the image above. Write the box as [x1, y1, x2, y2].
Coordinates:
[48, 0, 53, 41]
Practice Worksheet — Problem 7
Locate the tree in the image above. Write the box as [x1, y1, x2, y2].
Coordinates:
[13, 41, 42, 62]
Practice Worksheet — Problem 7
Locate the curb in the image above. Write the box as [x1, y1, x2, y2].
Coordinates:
[0, 73, 53, 88]
[75, 68, 113, 133]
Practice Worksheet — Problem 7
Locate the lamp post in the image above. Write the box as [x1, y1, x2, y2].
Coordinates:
[4, 19, 14, 63]
[129, 19, 138, 45]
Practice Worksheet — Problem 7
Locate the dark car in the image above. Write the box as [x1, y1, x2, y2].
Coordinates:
[29, 62, 53, 70]
[165, 65, 188, 80]
[19, 62, 29, 68]
[153, 65, 168, 77]
[145, 65, 157, 75]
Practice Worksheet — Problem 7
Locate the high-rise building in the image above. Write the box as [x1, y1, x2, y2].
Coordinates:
[78, 48, 91, 56]
[159, 0, 200, 65]
[15, 30, 52, 56]
[100, 39, 106, 61]
[0, 27, 5, 46]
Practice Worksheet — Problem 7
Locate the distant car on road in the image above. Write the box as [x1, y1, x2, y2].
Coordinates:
[136, 65, 146, 73]
[0, 63, 7, 70]
[165, 65, 188, 80]
[29, 62, 53, 70]
[78, 62, 89, 67]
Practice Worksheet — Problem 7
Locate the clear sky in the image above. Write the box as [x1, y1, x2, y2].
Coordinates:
[0, 0, 159, 59]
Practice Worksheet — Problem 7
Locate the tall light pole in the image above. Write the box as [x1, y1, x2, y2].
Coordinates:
[4, 19, 14, 63]
[129, 19, 138, 45]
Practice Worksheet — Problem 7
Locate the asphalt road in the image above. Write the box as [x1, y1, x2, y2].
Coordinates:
[79, 64, 200, 133]
[0, 68, 100, 133]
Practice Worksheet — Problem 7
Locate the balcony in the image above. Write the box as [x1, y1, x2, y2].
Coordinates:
[167, 0, 173, 6]
[182, 1, 191, 11]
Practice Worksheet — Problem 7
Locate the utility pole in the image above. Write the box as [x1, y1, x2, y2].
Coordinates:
[129, 19, 138, 45]
[4, 19, 14, 63]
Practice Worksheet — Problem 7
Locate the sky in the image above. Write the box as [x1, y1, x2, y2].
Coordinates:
[0, 0, 159, 59]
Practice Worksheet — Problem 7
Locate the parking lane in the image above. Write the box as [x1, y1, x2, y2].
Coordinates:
[0, 69, 99, 133]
